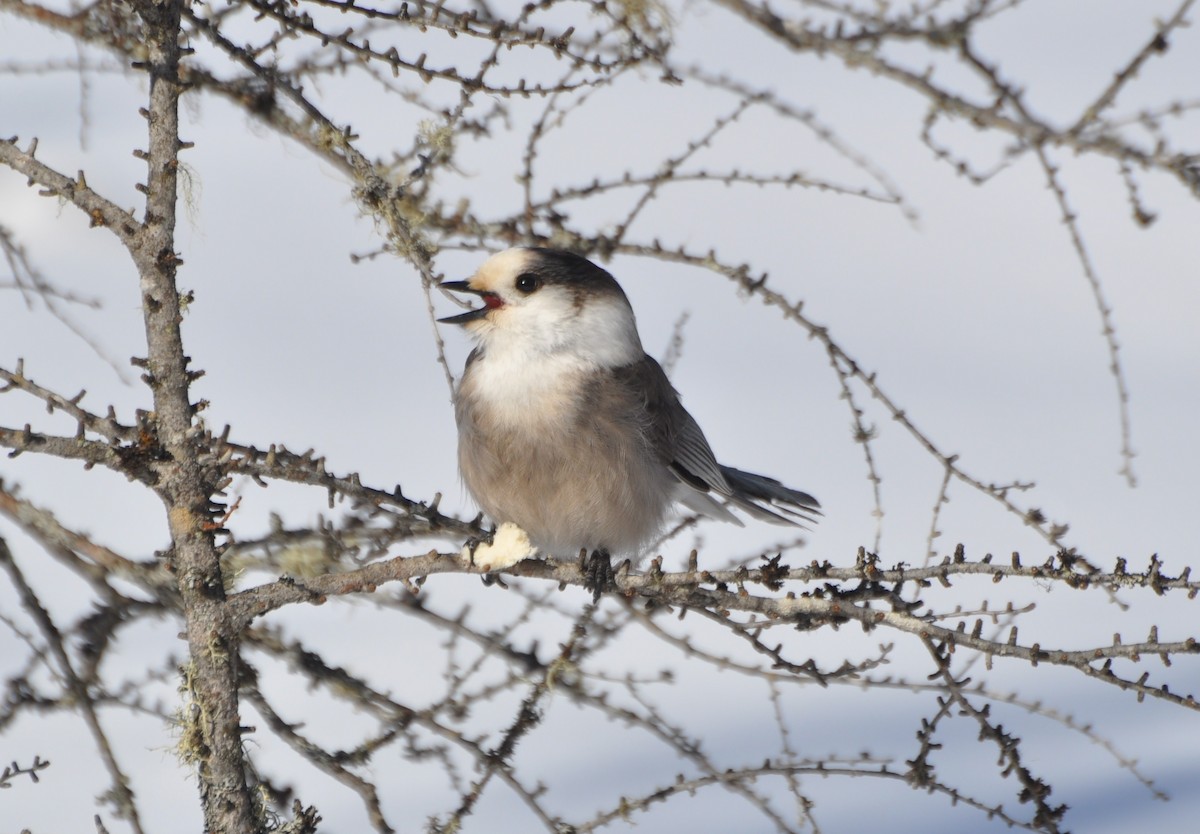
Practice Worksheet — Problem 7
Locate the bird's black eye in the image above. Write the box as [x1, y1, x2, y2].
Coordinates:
[514, 272, 541, 294]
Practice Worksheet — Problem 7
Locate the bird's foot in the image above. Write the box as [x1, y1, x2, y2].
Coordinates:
[462, 529, 500, 586]
[480, 572, 510, 589]
[461, 523, 537, 586]
[581, 549, 619, 602]
[463, 529, 496, 566]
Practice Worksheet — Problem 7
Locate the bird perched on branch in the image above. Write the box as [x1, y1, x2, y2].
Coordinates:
[440, 247, 820, 599]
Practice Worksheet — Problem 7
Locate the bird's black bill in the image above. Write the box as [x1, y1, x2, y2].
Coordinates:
[438, 280, 490, 325]
[438, 307, 490, 325]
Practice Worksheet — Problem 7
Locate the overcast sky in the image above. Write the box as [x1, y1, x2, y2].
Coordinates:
[2, 1, 1198, 832]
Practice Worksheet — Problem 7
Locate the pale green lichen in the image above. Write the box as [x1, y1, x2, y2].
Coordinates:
[614, 0, 673, 38]
[417, 118, 455, 160]
[277, 541, 335, 578]
[173, 661, 208, 768]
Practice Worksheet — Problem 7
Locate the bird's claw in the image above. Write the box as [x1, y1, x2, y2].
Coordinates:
[464, 530, 496, 566]
[582, 549, 618, 602]
[481, 572, 509, 589]
[465, 530, 499, 586]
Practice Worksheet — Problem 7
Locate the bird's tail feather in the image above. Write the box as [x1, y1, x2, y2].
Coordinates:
[719, 465, 822, 527]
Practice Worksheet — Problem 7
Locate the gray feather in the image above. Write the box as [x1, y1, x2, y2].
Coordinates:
[614, 355, 820, 528]
[720, 466, 823, 527]
[612, 355, 732, 495]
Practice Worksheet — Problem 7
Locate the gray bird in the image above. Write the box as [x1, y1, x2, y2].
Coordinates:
[440, 247, 820, 598]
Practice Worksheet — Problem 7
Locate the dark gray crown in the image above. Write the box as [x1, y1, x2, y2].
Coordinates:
[519, 248, 631, 304]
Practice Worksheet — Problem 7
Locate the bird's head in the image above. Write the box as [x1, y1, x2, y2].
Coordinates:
[440, 248, 643, 367]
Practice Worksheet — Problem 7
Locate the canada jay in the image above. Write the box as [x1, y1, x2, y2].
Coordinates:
[440, 247, 820, 598]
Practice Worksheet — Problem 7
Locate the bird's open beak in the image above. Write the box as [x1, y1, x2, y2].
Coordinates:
[438, 280, 501, 325]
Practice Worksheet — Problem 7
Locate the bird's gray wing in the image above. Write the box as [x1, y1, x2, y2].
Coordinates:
[613, 354, 733, 497]
[613, 354, 822, 528]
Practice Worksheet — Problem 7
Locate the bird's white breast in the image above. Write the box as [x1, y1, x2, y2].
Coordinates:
[461, 345, 591, 430]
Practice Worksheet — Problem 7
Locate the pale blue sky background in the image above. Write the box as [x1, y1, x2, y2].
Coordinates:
[1, 1, 1198, 832]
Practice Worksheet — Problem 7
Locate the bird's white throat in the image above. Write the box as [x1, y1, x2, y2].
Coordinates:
[463, 295, 641, 429]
